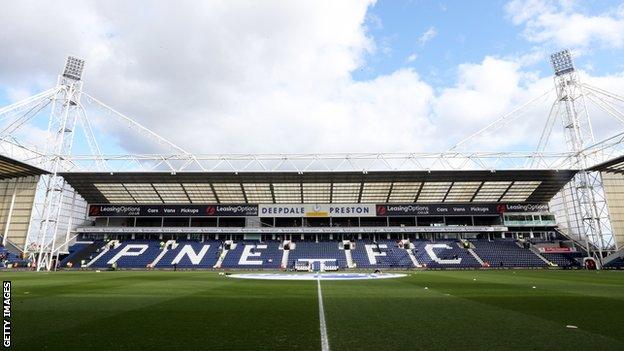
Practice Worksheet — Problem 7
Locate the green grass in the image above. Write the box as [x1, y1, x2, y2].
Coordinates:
[4, 270, 624, 350]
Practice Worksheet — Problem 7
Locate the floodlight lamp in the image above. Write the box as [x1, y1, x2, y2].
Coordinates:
[550, 50, 574, 76]
[62, 56, 85, 81]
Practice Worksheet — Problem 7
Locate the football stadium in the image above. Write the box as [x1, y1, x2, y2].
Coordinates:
[2, 5, 624, 350]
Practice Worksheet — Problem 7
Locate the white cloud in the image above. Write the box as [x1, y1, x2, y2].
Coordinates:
[433, 57, 552, 150]
[0, 0, 623, 158]
[434, 59, 624, 152]
[418, 26, 438, 46]
[0, 0, 384, 153]
[406, 53, 418, 62]
[511, 47, 547, 67]
[5, 87, 32, 102]
[506, 0, 624, 49]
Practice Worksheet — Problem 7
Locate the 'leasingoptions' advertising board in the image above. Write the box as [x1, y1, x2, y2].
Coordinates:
[88, 204, 258, 217]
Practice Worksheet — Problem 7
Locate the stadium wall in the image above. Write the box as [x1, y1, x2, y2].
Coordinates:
[549, 183, 584, 245]
[0, 176, 38, 250]
[602, 172, 624, 250]
[25, 177, 90, 254]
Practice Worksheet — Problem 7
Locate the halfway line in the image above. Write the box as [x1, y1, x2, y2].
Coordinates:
[317, 278, 330, 351]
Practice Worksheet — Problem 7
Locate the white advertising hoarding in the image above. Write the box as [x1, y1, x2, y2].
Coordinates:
[258, 204, 376, 217]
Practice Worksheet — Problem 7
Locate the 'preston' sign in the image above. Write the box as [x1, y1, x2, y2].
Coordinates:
[258, 204, 376, 217]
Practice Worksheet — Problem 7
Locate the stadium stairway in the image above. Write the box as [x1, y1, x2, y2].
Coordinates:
[458, 239, 485, 267]
[344, 243, 355, 268]
[541, 252, 582, 268]
[470, 239, 548, 268]
[603, 256, 624, 269]
[0, 243, 24, 266]
[85, 240, 119, 268]
[529, 246, 556, 266]
[220, 242, 246, 268]
[0, 235, 22, 256]
[59, 241, 103, 268]
[405, 243, 421, 267]
[154, 240, 221, 268]
[466, 247, 485, 267]
[214, 242, 231, 268]
[280, 241, 290, 269]
[553, 228, 599, 261]
[150, 240, 177, 266]
[602, 249, 624, 268]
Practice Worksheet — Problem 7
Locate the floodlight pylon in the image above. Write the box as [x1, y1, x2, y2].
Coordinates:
[548, 49, 614, 259]
[32, 56, 86, 271]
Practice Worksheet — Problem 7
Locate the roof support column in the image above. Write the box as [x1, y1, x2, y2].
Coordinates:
[2, 179, 18, 247]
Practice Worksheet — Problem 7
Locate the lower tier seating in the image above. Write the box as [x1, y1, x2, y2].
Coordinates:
[350, 240, 413, 268]
[604, 256, 624, 268]
[1, 244, 26, 266]
[413, 240, 481, 268]
[288, 241, 347, 269]
[541, 252, 582, 267]
[471, 239, 548, 268]
[220, 241, 282, 268]
[60, 238, 579, 270]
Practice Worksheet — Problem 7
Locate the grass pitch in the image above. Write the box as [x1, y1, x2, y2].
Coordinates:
[4, 270, 624, 351]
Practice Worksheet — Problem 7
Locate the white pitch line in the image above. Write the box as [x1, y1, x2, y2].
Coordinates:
[317, 278, 330, 351]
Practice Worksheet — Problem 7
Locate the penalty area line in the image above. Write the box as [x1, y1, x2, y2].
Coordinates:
[317, 278, 330, 351]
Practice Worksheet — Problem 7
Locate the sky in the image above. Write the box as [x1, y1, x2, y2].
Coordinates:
[1, 0, 624, 156]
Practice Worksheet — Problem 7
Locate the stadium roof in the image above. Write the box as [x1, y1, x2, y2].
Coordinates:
[61, 170, 576, 205]
[589, 155, 624, 174]
[0, 155, 48, 180]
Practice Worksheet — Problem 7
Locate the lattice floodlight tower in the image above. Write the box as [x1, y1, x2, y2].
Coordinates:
[32, 56, 86, 271]
[549, 49, 613, 258]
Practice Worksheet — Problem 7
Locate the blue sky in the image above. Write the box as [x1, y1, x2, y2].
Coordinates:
[358, 0, 624, 83]
[1, 0, 624, 156]
[358, 0, 519, 83]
